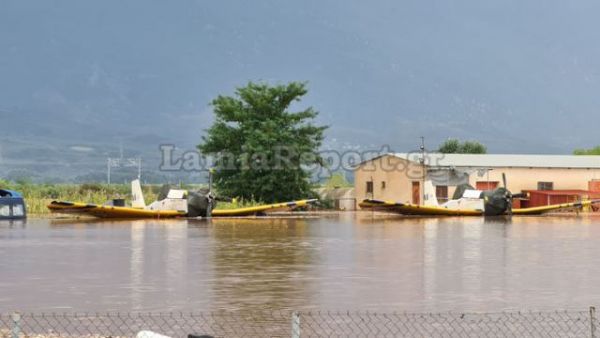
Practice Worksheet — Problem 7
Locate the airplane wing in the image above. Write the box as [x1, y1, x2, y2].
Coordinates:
[359, 199, 484, 216]
[211, 199, 317, 217]
[512, 200, 598, 215]
[47, 201, 186, 219]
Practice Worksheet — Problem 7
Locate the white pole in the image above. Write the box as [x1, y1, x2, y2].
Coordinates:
[291, 311, 301, 338]
[11, 312, 21, 338]
[107, 158, 111, 185]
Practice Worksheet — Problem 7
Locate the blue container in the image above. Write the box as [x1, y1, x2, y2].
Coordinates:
[0, 189, 27, 219]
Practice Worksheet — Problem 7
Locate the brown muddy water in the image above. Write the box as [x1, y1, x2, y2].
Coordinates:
[1, 214, 600, 312]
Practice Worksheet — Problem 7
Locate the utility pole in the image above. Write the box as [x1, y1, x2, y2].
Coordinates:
[106, 155, 142, 184]
[137, 157, 142, 180]
[206, 168, 214, 218]
[119, 140, 124, 160]
[420, 136, 426, 206]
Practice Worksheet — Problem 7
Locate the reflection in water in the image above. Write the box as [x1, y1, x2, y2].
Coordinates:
[207, 218, 315, 311]
[2, 215, 600, 312]
[165, 223, 187, 308]
[130, 221, 144, 310]
[0, 219, 27, 229]
[424, 220, 436, 309]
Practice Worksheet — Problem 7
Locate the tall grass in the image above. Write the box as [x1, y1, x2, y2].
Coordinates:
[0, 180, 158, 216]
[215, 198, 263, 210]
[1, 180, 274, 216]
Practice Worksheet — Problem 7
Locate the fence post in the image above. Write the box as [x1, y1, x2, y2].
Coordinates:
[591, 306, 597, 338]
[291, 311, 300, 338]
[11, 312, 21, 338]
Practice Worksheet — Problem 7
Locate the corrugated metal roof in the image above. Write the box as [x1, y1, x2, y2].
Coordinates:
[387, 153, 600, 169]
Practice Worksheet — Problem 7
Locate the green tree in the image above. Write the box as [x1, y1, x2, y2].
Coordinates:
[573, 146, 600, 155]
[198, 82, 327, 203]
[324, 172, 352, 188]
[438, 139, 460, 153]
[438, 138, 487, 154]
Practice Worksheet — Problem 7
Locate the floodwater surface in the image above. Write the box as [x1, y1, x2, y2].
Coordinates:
[1, 214, 600, 312]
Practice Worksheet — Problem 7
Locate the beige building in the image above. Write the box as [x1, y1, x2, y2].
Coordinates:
[315, 187, 356, 210]
[355, 153, 600, 206]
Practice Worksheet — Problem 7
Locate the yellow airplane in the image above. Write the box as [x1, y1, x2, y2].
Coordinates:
[360, 175, 599, 217]
[47, 180, 317, 219]
[359, 198, 597, 216]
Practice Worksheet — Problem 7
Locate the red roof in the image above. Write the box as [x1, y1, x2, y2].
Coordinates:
[524, 190, 597, 195]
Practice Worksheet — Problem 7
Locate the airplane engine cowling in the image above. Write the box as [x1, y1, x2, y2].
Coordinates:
[481, 188, 511, 216]
[187, 190, 216, 217]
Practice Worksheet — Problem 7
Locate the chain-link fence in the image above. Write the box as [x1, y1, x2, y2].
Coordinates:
[0, 308, 597, 337]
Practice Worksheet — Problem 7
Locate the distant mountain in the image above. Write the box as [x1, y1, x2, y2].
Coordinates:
[2, 0, 600, 181]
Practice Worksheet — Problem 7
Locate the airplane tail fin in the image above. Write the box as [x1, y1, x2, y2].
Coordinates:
[131, 179, 146, 208]
[423, 180, 439, 207]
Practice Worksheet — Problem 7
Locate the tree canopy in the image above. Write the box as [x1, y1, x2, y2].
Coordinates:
[198, 82, 327, 203]
[438, 139, 487, 154]
[573, 146, 600, 155]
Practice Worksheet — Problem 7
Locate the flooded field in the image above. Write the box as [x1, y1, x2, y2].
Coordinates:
[1, 214, 600, 312]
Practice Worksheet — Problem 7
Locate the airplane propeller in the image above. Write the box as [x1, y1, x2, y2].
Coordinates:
[500, 173, 528, 216]
[198, 169, 237, 216]
[186, 168, 219, 218]
[502, 173, 513, 216]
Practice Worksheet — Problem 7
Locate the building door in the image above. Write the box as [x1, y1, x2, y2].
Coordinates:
[412, 181, 420, 205]
[436, 185, 449, 203]
[366, 181, 374, 198]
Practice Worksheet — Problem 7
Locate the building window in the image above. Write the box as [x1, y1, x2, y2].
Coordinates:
[538, 182, 554, 191]
[0, 205, 9, 217]
[436, 185, 448, 203]
[366, 181, 374, 194]
[381, 181, 386, 189]
[476, 181, 499, 190]
[12, 204, 24, 217]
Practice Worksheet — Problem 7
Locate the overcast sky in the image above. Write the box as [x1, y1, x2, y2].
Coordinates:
[2, 0, 600, 157]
